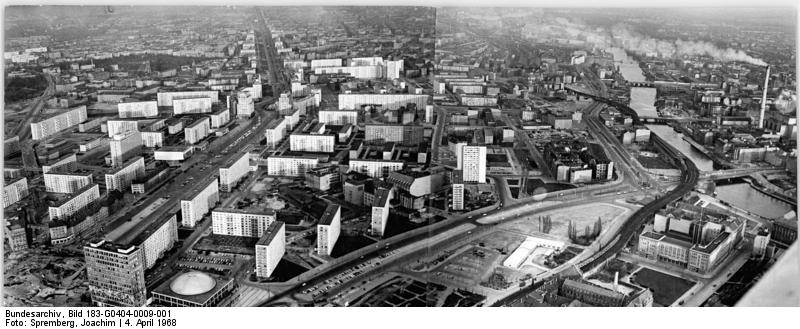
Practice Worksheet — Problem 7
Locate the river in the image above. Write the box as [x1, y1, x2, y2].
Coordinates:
[715, 183, 795, 219]
[646, 124, 715, 171]
[609, 49, 793, 218]
[609, 47, 658, 118]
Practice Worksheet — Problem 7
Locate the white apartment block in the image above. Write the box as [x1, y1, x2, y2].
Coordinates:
[349, 159, 404, 178]
[172, 97, 213, 115]
[42, 153, 77, 174]
[317, 204, 341, 256]
[141, 131, 164, 148]
[289, 134, 335, 153]
[255, 221, 286, 278]
[386, 59, 403, 80]
[292, 94, 318, 115]
[459, 145, 487, 183]
[310, 58, 342, 68]
[184, 117, 211, 145]
[31, 105, 88, 140]
[110, 131, 142, 167]
[266, 156, 319, 177]
[211, 209, 276, 237]
[157, 90, 219, 107]
[118, 101, 158, 118]
[79, 137, 108, 152]
[283, 109, 300, 130]
[314, 65, 383, 80]
[264, 118, 287, 149]
[44, 172, 93, 193]
[209, 108, 230, 128]
[3, 177, 29, 208]
[139, 214, 178, 269]
[370, 189, 393, 237]
[452, 183, 464, 210]
[219, 152, 250, 192]
[105, 156, 145, 192]
[106, 119, 140, 137]
[236, 90, 255, 118]
[318, 110, 358, 125]
[338, 94, 429, 111]
[48, 184, 100, 221]
[180, 177, 220, 227]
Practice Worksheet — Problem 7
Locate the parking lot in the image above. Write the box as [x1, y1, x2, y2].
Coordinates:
[427, 247, 501, 289]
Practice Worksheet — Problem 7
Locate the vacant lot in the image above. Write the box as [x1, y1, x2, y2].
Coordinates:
[502, 203, 629, 242]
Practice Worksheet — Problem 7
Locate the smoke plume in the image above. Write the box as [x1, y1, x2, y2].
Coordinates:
[527, 18, 766, 66]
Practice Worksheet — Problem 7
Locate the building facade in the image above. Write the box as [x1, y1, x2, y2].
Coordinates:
[31, 105, 88, 140]
[48, 184, 100, 221]
[84, 240, 147, 307]
[266, 155, 319, 177]
[180, 177, 220, 227]
[255, 221, 286, 278]
[211, 209, 276, 237]
[219, 152, 250, 192]
[317, 204, 341, 256]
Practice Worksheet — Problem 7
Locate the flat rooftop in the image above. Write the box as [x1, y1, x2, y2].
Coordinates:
[318, 204, 340, 226]
[213, 208, 275, 216]
[256, 221, 285, 246]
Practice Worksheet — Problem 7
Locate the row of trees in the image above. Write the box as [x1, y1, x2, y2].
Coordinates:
[567, 217, 603, 245]
[537, 215, 553, 234]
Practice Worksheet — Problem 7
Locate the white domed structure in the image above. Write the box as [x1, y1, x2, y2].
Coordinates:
[169, 271, 217, 296]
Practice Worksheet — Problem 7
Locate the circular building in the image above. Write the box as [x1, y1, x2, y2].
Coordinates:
[151, 270, 238, 307]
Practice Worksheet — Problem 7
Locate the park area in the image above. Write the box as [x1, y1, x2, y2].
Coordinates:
[501, 203, 629, 243]
[630, 268, 696, 306]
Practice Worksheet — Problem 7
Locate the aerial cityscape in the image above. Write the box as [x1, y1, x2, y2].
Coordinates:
[2, 6, 797, 308]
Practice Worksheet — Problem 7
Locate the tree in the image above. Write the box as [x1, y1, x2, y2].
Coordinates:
[593, 217, 603, 238]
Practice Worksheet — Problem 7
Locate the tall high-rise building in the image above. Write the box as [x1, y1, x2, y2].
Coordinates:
[83, 240, 147, 307]
[236, 90, 255, 119]
[180, 176, 220, 227]
[459, 145, 486, 183]
[255, 221, 285, 278]
[110, 131, 143, 168]
[105, 156, 145, 192]
[219, 152, 250, 192]
[3, 177, 29, 208]
[451, 170, 464, 211]
[370, 188, 393, 237]
[317, 204, 341, 256]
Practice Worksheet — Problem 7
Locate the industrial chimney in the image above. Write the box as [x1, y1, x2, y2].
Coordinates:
[758, 65, 771, 129]
[613, 271, 619, 293]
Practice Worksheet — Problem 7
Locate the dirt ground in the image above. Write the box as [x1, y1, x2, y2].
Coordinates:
[501, 203, 630, 243]
[3, 248, 90, 307]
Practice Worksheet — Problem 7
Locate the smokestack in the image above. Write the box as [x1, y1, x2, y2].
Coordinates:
[759, 65, 771, 129]
[613, 271, 619, 292]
